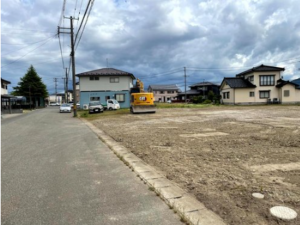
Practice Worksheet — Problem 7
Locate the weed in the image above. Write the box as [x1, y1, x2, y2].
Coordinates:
[148, 186, 155, 191]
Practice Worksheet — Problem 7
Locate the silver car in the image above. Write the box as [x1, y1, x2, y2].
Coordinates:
[88, 102, 104, 114]
[59, 104, 72, 113]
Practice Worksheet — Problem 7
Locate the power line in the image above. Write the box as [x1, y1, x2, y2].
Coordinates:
[1, 35, 57, 46]
[58, 0, 67, 27]
[1, 35, 56, 68]
[75, 0, 95, 50]
[58, 34, 65, 69]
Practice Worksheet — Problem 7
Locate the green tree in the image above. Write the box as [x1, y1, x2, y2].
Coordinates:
[207, 90, 215, 101]
[12, 65, 48, 107]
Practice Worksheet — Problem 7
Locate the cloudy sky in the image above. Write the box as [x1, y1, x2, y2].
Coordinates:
[2, 0, 300, 94]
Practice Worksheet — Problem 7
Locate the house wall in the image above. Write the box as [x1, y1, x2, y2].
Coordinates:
[80, 91, 130, 108]
[220, 83, 234, 104]
[296, 89, 300, 103]
[1, 81, 9, 95]
[250, 71, 282, 103]
[151, 90, 178, 102]
[79, 76, 133, 91]
[279, 84, 300, 104]
[48, 95, 63, 104]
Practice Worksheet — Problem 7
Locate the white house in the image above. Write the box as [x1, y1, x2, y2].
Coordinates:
[76, 68, 135, 108]
[220, 64, 300, 104]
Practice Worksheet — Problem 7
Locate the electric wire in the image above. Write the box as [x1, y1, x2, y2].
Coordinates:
[74, 0, 92, 45]
[58, 34, 65, 69]
[1, 35, 56, 68]
[58, 0, 67, 27]
[75, 0, 94, 50]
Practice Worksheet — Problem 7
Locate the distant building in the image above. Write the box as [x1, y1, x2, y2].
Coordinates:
[1, 78, 22, 114]
[147, 84, 181, 102]
[177, 82, 220, 101]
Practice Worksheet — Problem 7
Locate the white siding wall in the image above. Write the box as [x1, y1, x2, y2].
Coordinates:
[79, 76, 133, 91]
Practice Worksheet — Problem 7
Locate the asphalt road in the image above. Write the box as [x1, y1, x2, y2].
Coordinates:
[1, 107, 182, 225]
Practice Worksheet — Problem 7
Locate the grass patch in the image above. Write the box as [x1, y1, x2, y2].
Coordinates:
[77, 108, 130, 120]
[156, 103, 214, 109]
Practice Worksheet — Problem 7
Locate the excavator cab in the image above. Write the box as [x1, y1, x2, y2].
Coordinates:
[130, 93, 156, 114]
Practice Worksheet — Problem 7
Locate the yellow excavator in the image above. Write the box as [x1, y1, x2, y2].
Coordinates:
[130, 79, 156, 114]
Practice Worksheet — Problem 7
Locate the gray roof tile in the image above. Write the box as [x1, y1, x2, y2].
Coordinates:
[76, 68, 135, 78]
[223, 78, 256, 88]
[236, 64, 285, 77]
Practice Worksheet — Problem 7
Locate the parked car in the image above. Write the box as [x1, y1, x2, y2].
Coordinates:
[59, 104, 72, 113]
[88, 102, 104, 114]
[69, 102, 80, 109]
[50, 102, 60, 106]
[102, 99, 120, 110]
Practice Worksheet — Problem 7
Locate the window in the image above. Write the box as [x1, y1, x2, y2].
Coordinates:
[160, 91, 164, 94]
[167, 91, 174, 94]
[115, 94, 125, 102]
[249, 92, 255, 97]
[106, 96, 110, 100]
[260, 75, 275, 86]
[90, 97, 100, 101]
[248, 76, 254, 82]
[259, 91, 270, 99]
[223, 92, 230, 99]
[110, 77, 119, 83]
[284, 90, 290, 97]
[89, 76, 99, 80]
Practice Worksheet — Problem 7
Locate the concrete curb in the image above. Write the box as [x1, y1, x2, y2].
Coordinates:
[83, 120, 226, 225]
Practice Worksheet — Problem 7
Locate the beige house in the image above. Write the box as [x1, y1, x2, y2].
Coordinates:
[220, 64, 300, 105]
[148, 84, 181, 102]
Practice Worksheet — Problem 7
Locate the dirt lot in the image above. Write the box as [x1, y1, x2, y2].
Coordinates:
[90, 105, 300, 225]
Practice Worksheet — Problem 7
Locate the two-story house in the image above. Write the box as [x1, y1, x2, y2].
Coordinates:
[76, 68, 135, 108]
[220, 64, 300, 104]
[147, 84, 181, 102]
[177, 82, 219, 101]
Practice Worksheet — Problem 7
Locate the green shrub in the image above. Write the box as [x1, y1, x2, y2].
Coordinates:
[202, 99, 212, 104]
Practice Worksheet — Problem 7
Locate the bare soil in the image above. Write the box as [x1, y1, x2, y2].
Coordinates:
[91, 105, 300, 225]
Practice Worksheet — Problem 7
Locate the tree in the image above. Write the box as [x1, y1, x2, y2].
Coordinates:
[12, 65, 48, 107]
[207, 90, 215, 101]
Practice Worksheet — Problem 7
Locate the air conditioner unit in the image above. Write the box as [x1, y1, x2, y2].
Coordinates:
[83, 104, 89, 110]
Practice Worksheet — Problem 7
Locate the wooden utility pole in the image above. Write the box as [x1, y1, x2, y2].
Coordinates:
[54, 78, 58, 103]
[70, 16, 77, 117]
[184, 67, 187, 104]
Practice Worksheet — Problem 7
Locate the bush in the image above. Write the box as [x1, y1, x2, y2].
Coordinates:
[192, 95, 203, 104]
[202, 99, 212, 104]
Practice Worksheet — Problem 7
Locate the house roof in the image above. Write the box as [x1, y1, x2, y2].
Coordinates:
[76, 68, 135, 79]
[148, 84, 181, 91]
[177, 89, 200, 96]
[236, 64, 285, 77]
[1, 78, 11, 84]
[291, 78, 300, 89]
[276, 80, 299, 88]
[189, 82, 219, 87]
[222, 77, 256, 88]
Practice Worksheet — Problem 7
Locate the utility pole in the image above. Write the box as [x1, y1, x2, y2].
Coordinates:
[29, 85, 32, 110]
[70, 16, 77, 117]
[62, 77, 67, 103]
[184, 67, 187, 104]
[54, 78, 58, 103]
[58, 16, 78, 117]
[65, 68, 68, 103]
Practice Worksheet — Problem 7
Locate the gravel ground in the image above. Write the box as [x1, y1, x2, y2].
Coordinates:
[90, 105, 300, 225]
